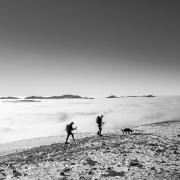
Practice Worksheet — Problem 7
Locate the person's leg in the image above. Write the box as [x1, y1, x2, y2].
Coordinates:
[100, 126, 102, 136]
[97, 124, 100, 135]
[97, 125, 100, 136]
[65, 133, 70, 143]
[99, 125, 102, 136]
[70, 132, 75, 141]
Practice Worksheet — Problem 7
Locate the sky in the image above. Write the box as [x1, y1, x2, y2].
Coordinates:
[0, 0, 180, 97]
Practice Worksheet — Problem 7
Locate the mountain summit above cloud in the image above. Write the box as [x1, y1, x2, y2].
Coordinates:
[25, 94, 83, 99]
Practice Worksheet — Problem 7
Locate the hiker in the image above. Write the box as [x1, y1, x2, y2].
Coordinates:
[96, 115, 104, 136]
[65, 122, 77, 144]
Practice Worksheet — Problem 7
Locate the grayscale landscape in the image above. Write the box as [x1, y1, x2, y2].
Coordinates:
[0, 0, 180, 179]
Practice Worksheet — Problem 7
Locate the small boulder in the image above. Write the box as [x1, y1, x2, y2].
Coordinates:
[86, 157, 97, 166]
[13, 169, 22, 177]
[60, 172, 65, 176]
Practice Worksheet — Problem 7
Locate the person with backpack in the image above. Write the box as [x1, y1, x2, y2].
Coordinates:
[96, 115, 104, 136]
[65, 122, 77, 144]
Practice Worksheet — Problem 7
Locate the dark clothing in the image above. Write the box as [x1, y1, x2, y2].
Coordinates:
[97, 116, 103, 125]
[66, 131, 75, 142]
[97, 124, 102, 136]
[67, 124, 74, 131]
[65, 123, 76, 143]
[96, 116, 102, 125]
[96, 116, 103, 136]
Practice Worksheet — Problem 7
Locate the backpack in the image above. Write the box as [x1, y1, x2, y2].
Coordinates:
[96, 116, 101, 124]
[65, 124, 70, 132]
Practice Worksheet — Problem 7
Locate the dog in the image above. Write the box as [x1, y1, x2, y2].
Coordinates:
[121, 128, 133, 135]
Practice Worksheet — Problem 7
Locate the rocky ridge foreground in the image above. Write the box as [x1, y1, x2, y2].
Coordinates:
[0, 121, 180, 180]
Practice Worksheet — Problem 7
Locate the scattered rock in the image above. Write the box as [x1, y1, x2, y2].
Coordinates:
[86, 157, 97, 166]
[79, 176, 86, 180]
[130, 159, 143, 168]
[63, 167, 71, 172]
[156, 148, 165, 154]
[13, 169, 22, 177]
[60, 172, 65, 176]
[103, 168, 126, 177]
[58, 177, 68, 180]
[88, 170, 94, 175]
[0, 170, 4, 173]
[24, 173, 28, 176]
[0, 173, 6, 180]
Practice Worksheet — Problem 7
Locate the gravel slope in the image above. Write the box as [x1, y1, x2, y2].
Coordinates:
[0, 120, 180, 180]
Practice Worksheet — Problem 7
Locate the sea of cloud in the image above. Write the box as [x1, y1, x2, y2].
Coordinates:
[0, 96, 180, 144]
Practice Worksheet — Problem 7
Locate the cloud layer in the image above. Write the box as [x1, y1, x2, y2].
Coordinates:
[0, 97, 180, 144]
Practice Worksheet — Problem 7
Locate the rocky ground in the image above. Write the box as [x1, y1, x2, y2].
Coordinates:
[0, 120, 180, 180]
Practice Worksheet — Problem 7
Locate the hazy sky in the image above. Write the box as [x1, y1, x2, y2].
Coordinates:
[0, 0, 180, 97]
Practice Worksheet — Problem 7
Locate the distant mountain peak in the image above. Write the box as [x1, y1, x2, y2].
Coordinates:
[106, 95, 118, 98]
[0, 96, 19, 99]
[24, 94, 86, 99]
